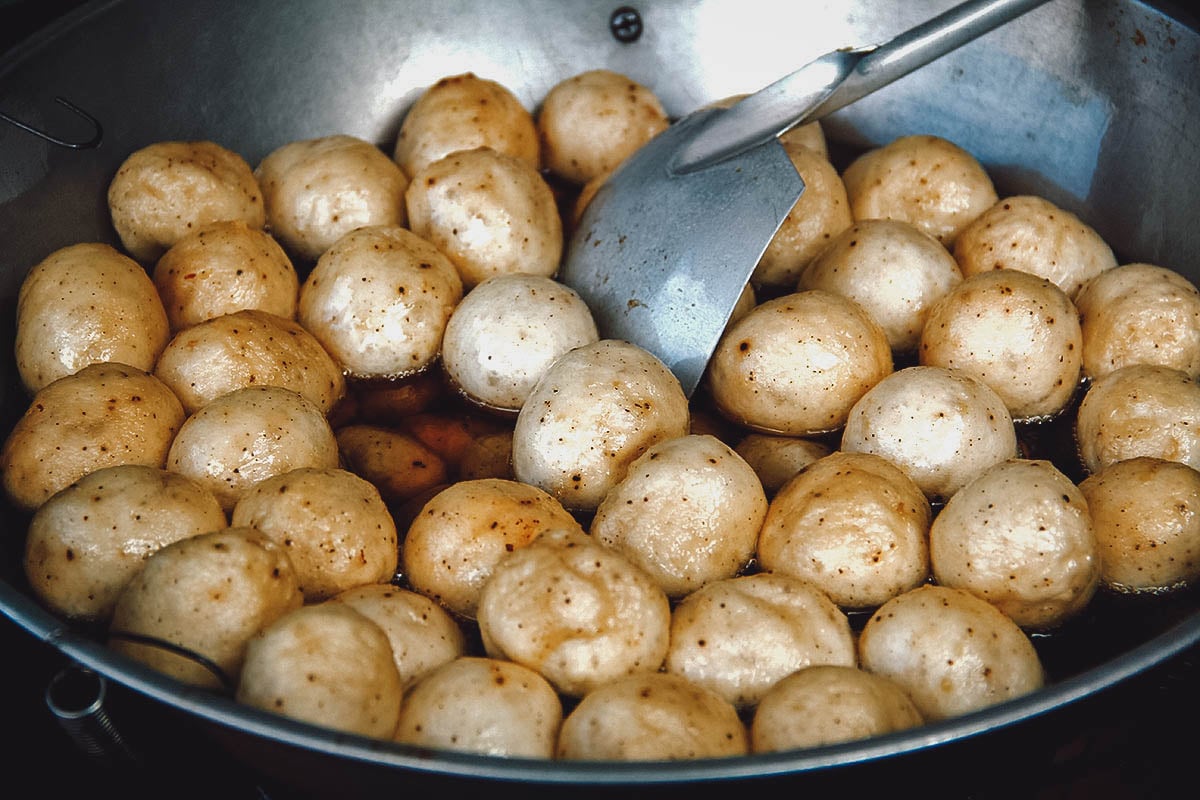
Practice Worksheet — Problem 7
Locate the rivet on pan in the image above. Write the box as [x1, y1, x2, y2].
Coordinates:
[609, 6, 644, 43]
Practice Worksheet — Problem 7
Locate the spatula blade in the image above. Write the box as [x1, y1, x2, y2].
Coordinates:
[560, 109, 804, 397]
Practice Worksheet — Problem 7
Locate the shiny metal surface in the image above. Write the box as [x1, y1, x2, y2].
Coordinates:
[560, 109, 804, 397]
[671, 0, 1052, 172]
[1, 0, 1199, 786]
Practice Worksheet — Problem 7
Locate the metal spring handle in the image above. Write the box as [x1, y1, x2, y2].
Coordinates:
[45, 663, 141, 766]
[0, 96, 103, 149]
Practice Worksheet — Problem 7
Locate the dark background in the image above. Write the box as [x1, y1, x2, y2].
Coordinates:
[2, 1, 1199, 798]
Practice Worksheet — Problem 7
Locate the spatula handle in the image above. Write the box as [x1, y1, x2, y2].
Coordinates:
[672, 0, 1052, 173]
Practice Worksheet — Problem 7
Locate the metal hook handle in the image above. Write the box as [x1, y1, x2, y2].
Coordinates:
[0, 95, 103, 149]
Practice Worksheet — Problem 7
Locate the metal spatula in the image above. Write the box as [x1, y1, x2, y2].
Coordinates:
[559, 0, 1051, 397]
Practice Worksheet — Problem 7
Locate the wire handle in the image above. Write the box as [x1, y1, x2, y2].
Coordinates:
[0, 95, 103, 149]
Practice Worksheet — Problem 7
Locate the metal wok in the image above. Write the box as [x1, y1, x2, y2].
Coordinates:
[1, 0, 1198, 793]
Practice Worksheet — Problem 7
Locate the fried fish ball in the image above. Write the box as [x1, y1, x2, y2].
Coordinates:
[1075, 263, 1200, 381]
[841, 134, 998, 247]
[750, 665, 924, 752]
[402, 478, 584, 618]
[297, 225, 463, 380]
[858, 584, 1044, 721]
[841, 365, 1018, 502]
[109, 527, 302, 690]
[664, 572, 856, 709]
[392, 72, 539, 179]
[329, 584, 466, 688]
[108, 140, 265, 263]
[441, 274, 599, 413]
[152, 220, 298, 331]
[557, 672, 747, 761]
[707, 290, 893, 436]
[255, 135, 409, 262]
[1078, 457, 1200, 593]
[15, 242, 170, 394]
[405, 147, 562, 289]
[457, 430, 515, 481]
[512, 339, 690, 512]
[231, 468, 398, 602]
[1075, 364, 1200, 475]
[751, 141, 853, 291]
[153, 309, 346, 415]
[799, 219, 963, 353]
[1, 363, 185, 512]
[537, 69, 669, 185]
[930, 458, 1099, 630]
[918, 269, 1083, 421]
[394, 656, 562, 758]
[477, 528, 671, 697]
[757, 451, 931, 610]
[953, 195, 1117, 299]
[334, 424, 449, 507]
[23, 465, 226, 623]
[236, 602, 402, 739]
[733, 433, 833, 497]
[166, 386, 339, 513]
[590, 434, 768, 598]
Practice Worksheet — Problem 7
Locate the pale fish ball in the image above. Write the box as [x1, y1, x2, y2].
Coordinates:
[757, 451, 931, 610]
[23, 465, 226, 623]
[707, 290, 893, 436]
[108, 140, 265, 263]
[329, 584, 466, 688]
[255, 134, 409, 262]
[394, 656, 562, 758]
[166, 386, 339, 513]
[512, 339, 689, 512]
[557, 672, 747, 761]
[842, 134, 998, 247]
[538, 69, 669, 185]
[664, 572, 856, 709]
[918, 269, 1083, 421]
[1075, 364, 1200, 475]
[405, 147, 562, 289]
[751, 140, 853, 291]
[1079, 457, 1200, 593]
[231, 467, 398, 602]
[16, 242, 170, 394]
[841, 365, 1019, 503]
[1075, 263, 1200, 381]
[750, 665, 924, 752]
[953, 195, 1117, 299]
[799, 219, 963, 353]
[402, 477, 584, 619]
[441, 274, 599, 413]
[590, 434, 768, 598]
[0, 363, 185, 513]
[109, 527, 302, 690]
[393, 72, 540, 179]
[733, 433, 833, 497]
[152, 220, 298, 332]
[236, 602, 402, 739]
[858, 584, 1045, 721]
[153, 309, 346, 415]
[930, 458, 1100, 631]
[297, 225, 463, 380]
[477, 528, 671, 697]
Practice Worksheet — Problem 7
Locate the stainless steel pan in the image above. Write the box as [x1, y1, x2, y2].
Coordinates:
[1, 0, 1198, 789]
